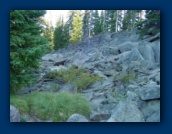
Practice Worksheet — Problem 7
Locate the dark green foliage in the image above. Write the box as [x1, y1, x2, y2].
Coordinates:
[136, 10, 160, 36]
[10, 10, 50, 92]
[53, 17, 69, 50]
[92, 10, 103, 35]
[83, 10, 91, 36]
[53, 17, 63, 50]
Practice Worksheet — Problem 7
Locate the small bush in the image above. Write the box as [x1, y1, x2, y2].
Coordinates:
[48, 66, 102, 92]
[10, 92, 91, 122]
[114, 73, 135, 83]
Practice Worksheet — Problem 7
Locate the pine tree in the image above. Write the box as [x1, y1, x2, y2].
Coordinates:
[61, 18, 70, 47]
[100, 10, 105, 31]
[10, 10, 49, 92]
[40, 18, 54, 49]
[108, 10, 117, 32]
[92, 10, 102, 35]
[53, 17, 63, 50]
[83, 10, 91, 37]
[69, 10, 83, 44]
[122, 10, 138, 31]
[67, 10, 77, 35]
[136, 10, 160, 35]
[104, 10, 110, 31]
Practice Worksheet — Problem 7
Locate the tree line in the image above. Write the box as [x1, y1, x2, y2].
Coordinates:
[43, 10, 160, 50]
[10, 10, 160, 92]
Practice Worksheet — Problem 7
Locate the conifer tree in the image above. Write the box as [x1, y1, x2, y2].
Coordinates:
[53, 17, 63, 50]
[122, 10, 139, 31]
[83, 10, 91, 36]
[10, 10, 49, 92]
[108, 10, 117, 32]
[92, 10, 102, 35]
[69, 10, 83, 44]
[100, 10, 105, 31]
[67, 10, 76, 35]
[136, 10, 160, 35]
[40, 18, 54, 49]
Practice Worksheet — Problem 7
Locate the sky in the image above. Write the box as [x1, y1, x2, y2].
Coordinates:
[43, 10, 96, 28]
[43, 10, 69, 27]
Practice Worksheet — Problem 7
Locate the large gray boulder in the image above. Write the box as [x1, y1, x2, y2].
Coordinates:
[118, 41, 134, 53]
[100, 46, 119, 56]
[140, 100, 160, 122]
[138, 43, 155, 62]
[151, 41, 160, 63]
[130, 48, 144, 61]
[107, 101, 145, 122]
[66, 114, 89, 122]
[10, 105, 20, 122]
[126, 91, 143, 109]
[136, 83, 160, 100]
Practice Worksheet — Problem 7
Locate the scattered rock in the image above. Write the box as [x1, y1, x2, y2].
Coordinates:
[15, 30, 160, 122]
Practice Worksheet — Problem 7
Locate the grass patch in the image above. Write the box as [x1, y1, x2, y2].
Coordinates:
[10, 95, 30, 115]
[48, 66, 102, 92]
[10, 92, 91, 122]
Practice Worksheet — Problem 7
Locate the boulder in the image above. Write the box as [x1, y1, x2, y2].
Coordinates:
[138, 43, 155, 65]
[151, 41, 160, 63]
[107, 101, 145, 122]
[90, 110, 111, 121]
[66, 114, 89, 122]
[146, 111, 160, 122]
[42, 53, 58, 62]
[136, 83, 160, 100]
[100, 46, 119, 56]
[126, 91, 143, 109]
[10, 105, 20, 122]
[118, 41, 134, 53]
[140, 100, 160, 122]
[130, 48, 144, 61]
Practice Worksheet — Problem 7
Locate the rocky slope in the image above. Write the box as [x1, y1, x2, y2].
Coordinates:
[15, 30, 160, 122]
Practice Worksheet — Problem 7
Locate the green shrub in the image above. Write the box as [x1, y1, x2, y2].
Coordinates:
[48, 66, 102, 92]
[10, 92, 91, 122]
[114, 73, 135, 83]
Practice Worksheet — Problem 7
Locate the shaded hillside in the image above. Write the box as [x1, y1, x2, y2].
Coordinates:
[11, 30, 160, 122]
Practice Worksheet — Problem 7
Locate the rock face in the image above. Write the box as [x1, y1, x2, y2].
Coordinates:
[10, 105, 20, 122]
[16, 30, 160, 122]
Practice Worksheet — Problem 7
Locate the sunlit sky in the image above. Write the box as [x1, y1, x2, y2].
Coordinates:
[43, 10, 96, 28]
[43, 10, 69, 27]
